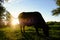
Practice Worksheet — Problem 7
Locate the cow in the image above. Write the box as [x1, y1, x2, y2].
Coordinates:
[18, 12, 49, 37]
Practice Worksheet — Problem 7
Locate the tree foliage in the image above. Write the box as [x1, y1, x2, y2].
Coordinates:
[0, 1, 6, 27]
[0, 0, 12, 27]
[56, 0, 60, 6]
[0, 6, 5, 19]
[52, 0, 60, 15]
[0, 0, 8, 3]
[5, 11, 12, 21]
[52, 7, 60, 15]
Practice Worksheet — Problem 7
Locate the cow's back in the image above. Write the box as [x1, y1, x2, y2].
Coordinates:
[18, 12, 45, 26]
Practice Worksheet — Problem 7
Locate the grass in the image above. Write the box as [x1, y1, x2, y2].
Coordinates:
[0, 25, 60, 40]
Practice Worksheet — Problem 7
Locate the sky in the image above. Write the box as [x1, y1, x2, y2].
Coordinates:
[3, 0, 60, 22]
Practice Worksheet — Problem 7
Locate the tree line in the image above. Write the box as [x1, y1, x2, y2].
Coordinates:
[47, 21, 60, 25]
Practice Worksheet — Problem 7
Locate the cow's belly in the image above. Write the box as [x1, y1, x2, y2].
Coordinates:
[19, 18, 37, 26]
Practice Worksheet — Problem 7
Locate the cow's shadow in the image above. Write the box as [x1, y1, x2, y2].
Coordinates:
[20, 32, 50, 40]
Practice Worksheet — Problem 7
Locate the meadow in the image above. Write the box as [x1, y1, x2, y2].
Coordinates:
[0, 24, 60, 40]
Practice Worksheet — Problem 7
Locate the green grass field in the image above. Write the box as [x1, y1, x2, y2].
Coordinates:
[0, 25, 60, 40]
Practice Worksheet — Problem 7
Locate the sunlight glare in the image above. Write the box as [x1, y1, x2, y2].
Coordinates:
[12, 18, 19, 25]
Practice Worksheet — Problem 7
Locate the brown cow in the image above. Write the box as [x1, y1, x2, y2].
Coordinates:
[18, 12, 49, 37]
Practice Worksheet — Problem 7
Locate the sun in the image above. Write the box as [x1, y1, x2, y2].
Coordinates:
[11, 18, 19, 25]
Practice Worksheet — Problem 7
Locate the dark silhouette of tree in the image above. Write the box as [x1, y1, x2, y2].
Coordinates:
[0, 0, 12, 27]
[0, 0, 8, 3]
[5, 11, 12, 21]
[56, 0, 60, 6]
[0, 0, 6, 27]
[5, 11, 13, 26]
[52, 7, 60, 15]
[0, 6, 5, 19]
[52, 0, 60, 15]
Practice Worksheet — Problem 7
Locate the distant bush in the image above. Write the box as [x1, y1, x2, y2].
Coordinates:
[47, 21, 60, 25]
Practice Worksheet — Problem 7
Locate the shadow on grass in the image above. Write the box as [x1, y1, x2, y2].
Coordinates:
[17, 30, 60, 40]
[18, 32, 50, 40]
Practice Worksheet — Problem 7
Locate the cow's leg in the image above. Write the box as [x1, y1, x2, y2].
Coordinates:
[20, 25, 25, 33]
[42, 24, 49, 37]
[23, 25, 25, 33]
[34, 25, 40, 35]
[20, 25, 22, 33]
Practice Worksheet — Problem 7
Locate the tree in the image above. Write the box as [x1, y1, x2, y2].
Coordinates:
[52, 7, 60, 15]
[0, 0, 12, 27]
[56, 0, 60, 6]
[0, 1, 6, 27]
[0, 0, 8, 3]
[5, 11, 13, 26]
[52, 0, 60, 15]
